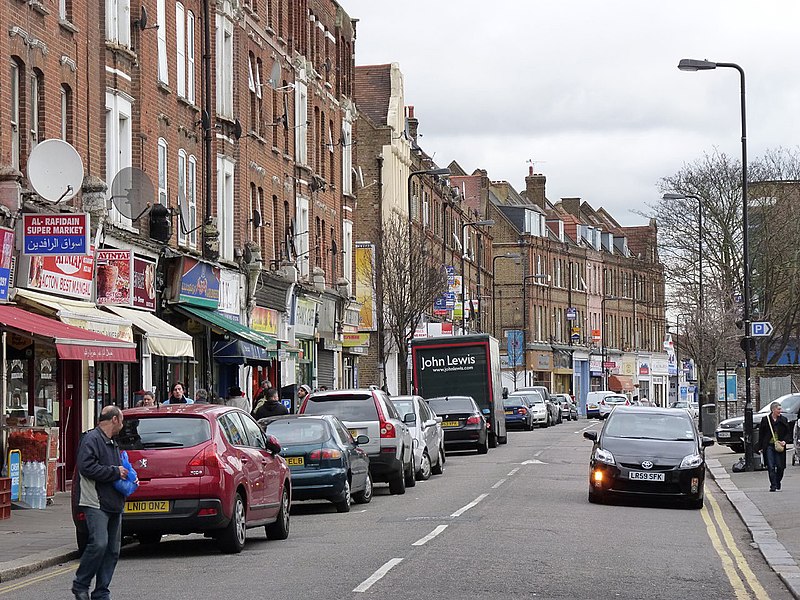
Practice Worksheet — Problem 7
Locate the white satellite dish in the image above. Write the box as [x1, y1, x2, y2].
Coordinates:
[110, 167, 154, 221]
[27, 139, 84, 203]
[269, 62, 282, 89]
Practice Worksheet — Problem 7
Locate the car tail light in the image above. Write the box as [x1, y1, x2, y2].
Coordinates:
[198, 507, 218, 516]
[625, 400, 630, 406]
[373, 394, 395, 438]
[309, 449, 342, 460]
[188, 444, 221, 476]
[466, 415, 481, 425]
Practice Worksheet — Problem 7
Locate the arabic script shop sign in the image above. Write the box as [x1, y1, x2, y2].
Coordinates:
[23, 213, 90, 256]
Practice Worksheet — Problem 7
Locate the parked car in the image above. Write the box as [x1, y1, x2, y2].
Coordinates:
[259, 415, 372, 512]
[426, 396, 489, 454]
[502, 395, 535, 431]
[552, 393, 578, 421]
[508, 391, 549, 427]
[715, 393, 800, 453]
[298, 388, 415, 495]
[586, 391, 616, 419]
[671, 400, 698, 419]
[391, 395, 446, 480]
[583, 406, 714, 509]
[598, 394, 630, 419]
[71, 405, 292, 555]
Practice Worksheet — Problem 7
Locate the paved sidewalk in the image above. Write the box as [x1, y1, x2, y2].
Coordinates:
[707, 445, 800, 599]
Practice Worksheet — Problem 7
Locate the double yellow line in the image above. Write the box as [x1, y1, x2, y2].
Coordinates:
[0, 562, 76, 596]
[701, 490, 770, 600]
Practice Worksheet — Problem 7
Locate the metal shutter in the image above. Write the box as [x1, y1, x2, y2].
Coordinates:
[317, 346, 334, 389]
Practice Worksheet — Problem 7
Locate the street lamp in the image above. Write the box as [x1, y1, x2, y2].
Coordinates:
[460, 219, 494, 333]
[663, 192, 705, 430]
[601, 295, 619, 390]
[522, 274, 549, 386]
[492, 253, 521, 337]
[678, 57, 754, 469]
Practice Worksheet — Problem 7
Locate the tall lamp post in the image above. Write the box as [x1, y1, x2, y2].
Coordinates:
[679, 58, 753, 469]
[492, 253, 521, 337]
[460, 220, 494, 333]
[663, 192, 704, 430]
[601, 295, 619, 390]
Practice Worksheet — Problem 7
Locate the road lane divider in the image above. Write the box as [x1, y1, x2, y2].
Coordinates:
[491, 478, 507, 489]
[507, 468, 520, 476]
[700, 502, 752, 600]
[450, 493, 488, 518]
[575, 422, 597, 434]
[412, 525, 449, 547]
[353, 558, 404, 593]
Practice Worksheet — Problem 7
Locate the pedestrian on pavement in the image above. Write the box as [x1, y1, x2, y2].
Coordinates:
[194, 388, 210, 403]
[72, 405, 130, 600]
[225, 385, 251, 411]
[254, 379, 272, 402]
[136, 391, 156, 407]
[759, 401, 792, 492]
[297, 384, 312, 411]
[253, 387, 289, 420]
[163, 382, 194, 404]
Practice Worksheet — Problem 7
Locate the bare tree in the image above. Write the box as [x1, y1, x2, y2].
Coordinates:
[359, 213, 447, 394]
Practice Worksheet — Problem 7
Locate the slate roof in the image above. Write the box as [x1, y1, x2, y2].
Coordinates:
[354, 64, 392, 126]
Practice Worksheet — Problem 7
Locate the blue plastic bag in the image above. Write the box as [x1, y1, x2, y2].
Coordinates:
[113, 451, 139, 497]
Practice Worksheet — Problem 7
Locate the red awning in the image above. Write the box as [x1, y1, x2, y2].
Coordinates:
[0, 305, 136, 362]
[609, 375, 635, 393]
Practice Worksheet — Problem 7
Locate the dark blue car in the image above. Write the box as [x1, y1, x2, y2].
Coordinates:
[503, 397, 534, 431]
[260, 415, 372, 512]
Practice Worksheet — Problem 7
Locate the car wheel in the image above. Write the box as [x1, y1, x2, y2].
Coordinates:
[477, 436, 489, 454]
[335, 478, 352, 513]
[265, 486, 291, 540]
[353, 472, 373, 504]
[404, 456, 417, 488]
[488, 432, 498, 448]
[218, 492, 247, 554]
[416, 451, 432, 481]
[389, 467, 406, 495]
[138, 533, 162, 545]
[431, 446, 445, 475]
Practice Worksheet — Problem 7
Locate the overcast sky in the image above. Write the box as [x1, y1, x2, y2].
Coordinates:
[344, 1, 800, 226]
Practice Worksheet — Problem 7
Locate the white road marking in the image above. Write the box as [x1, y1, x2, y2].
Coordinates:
[507, 467, 520, 476]
[534, 450, 543, 457]
[451, 493, 488, 517]
[412, 524, 449, 546]
[575, 422, 597, 434]
[520, 459, 546, 465]
[491, 478, 507, 489]
[353, 558, 404, 593]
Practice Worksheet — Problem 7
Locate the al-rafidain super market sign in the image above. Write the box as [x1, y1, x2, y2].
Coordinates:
[23, 213, 90, 256]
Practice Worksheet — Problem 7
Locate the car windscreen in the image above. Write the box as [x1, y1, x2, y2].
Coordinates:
[513, 394, 542, 404]
[264, 419, 330, 444]
[118, 416, 211, 450]
[427, 397, 475, 414]
[303, 395, 379, 421]
[604, 412, 695, 441]
[778, 395, 800, 414]
[606, 396, 628, 403]
[391, 399, 414, 416]
[503, 398, 525, 408]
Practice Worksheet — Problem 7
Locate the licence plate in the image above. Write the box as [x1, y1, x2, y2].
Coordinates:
[717, 431, 731, 438]
[588, 404, 597, 409]
[504, 410, 514, 415]
[441, 420, 460, 428]
[286, 456, 304, 467]
[124, 500, 169, 513]
[629, 471, 665, 482]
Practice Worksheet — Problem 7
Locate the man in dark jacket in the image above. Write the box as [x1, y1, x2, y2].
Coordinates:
[758, 401, 792, 492]
[72, 405, 128, 600]
[252, 388, 289, 420]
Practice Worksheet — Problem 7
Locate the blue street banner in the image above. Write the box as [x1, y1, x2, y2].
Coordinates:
[23, 213, 90, 256]
[506, 329, 524, 367]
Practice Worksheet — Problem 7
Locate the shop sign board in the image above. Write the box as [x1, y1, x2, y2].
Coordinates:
[355, 243, 376, 331]
[218, 269, 241, 322]
[343, 332, 370, 347]
[8, 449, 20, 501]
[132, 257, 157, 311]
[95, 249, 133, 306]
[294, 297, 318, 338]
[23, 213, 90, 256]
[175, 257, 220, 309]
[252, 306, 279, 337]
[0, 227, 14, 301]
[25, 251, 95, 300]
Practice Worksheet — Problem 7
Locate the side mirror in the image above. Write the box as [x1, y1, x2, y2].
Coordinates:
[404, 412, 417, 424]
[583, 431, 598, 442]
[355, 435, 370, 445]
[701, 436, 715, 448]
[435, 416, 443, 424]
[265, 434, 282, 454]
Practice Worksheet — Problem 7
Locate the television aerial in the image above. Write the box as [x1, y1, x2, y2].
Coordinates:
[27, 139, 84, 203]
[109, 167, 154, 221]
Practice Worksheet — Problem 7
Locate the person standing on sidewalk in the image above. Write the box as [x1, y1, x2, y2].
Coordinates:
[759, 401, 792, 492]
[72, 405, 129, 600]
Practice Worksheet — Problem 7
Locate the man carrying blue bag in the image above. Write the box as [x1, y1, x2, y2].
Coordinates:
[72, 405, 137, 600]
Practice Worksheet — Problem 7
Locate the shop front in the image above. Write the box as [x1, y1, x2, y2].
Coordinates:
[293, 295, 319, 392]
[650, 354, 670, 407]
[609, 355, 637, 396]
[551, 347, 574, 394]
[589, 354, 603, 392]
[316, 294, 342, 390]
[572, 349, 590, 409]
[527, 347, 552, 389]
[636, 355, 652, 402]
[250, 306, 281, 398]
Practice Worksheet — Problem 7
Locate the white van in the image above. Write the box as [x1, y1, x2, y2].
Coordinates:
[585, 391, 617, 419]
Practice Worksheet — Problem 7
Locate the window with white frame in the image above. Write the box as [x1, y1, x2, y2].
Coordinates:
[295, 195, 309, 278]
[215, 15, 234, 118]
[59, 0, 71, 22]
[187, 155, 197, 247]
[342, 219, 352, 285]
[176, 3, 185, 97]
[341, 118, 352, 195]
[217, 155, 235, 260]
[60, 84, 72, 142]
[177, 150, 187, 245]
[186, 11, 195, 103]
[157, 138, 168, 206]
[257, 187, 265, 250]
[249, 183, 257, 242]
[422, 191, 430, 228]
[157, 0, 168, 83]
[106, 0, 131, 46]
[29, 70, 42, 152]
[106, 92, 133, 228]
[294, 79, 308, 165]
[10, 60, 21, 171]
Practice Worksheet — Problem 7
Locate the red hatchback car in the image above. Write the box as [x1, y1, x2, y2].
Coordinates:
[72, 404, 292, 554]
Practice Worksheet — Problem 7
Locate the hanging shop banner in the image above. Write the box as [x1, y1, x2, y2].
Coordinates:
[95, 249, 133, 306]
[22, 213, 90, 256]
[218, 269, 241, 322]
[24, 251, 95, 300]
[294, 297, 318, 338]
[132, 256, 157, 311]
[343, 332, 370, 347]
[252, 306, 279, 337]
[506, 329, 524, 367]
[0, 227, 14, 301]
[355, 243, 376, 331]
[173, 257, 220, 309]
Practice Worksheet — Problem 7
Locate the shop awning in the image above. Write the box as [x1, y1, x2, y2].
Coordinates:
[13, 289, 134, 343]
[212, 339, 273, 364]
[106, 306, 194, 358]
[176, 305, 277, 350]
[0, 305, 136, 362]
[609, 375, 635, 393]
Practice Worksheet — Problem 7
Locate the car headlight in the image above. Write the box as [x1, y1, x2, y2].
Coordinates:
[680, 453, 703, 469]
[594, 448, 615, 465]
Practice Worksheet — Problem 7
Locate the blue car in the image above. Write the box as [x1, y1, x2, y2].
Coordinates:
[503, 397, 534, 431]
[260, 415, 372, 512]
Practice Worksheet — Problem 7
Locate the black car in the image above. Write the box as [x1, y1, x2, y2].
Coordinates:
[716, 393, 800, 453]
[426, 396, 489, 454]
[583, 406, 714, 509]
[260, 415, 372, 512]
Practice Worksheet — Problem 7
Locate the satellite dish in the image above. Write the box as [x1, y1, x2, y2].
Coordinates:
[269, 62, 281, 89]
[233, 119, 242, 140]
[110, 167, 154, 220]
[251, 209, 262, 228]
[27, 139, 84, 203]
[138, 5, 148, 29]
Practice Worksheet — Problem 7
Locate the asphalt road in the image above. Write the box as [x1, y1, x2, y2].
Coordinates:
[2, 419, 792, 600]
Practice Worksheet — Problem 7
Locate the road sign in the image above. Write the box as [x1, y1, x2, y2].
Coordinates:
[571, 333, 580, 341]
[566, 307, 577, 320]
[751, 321, 773, 337]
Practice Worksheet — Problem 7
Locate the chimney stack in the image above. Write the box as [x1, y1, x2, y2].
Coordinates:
[525, 166, 547, 210]
[560, 197, 581, 215]
[405, 105, 419, 142]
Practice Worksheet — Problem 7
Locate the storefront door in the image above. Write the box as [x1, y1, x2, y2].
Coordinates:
[59, 360, 82, 489]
